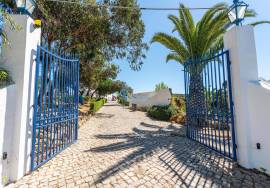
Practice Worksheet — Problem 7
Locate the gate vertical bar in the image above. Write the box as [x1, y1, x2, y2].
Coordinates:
[31, 46, 40, 171]
[226, 52, 237, 161]
[75, 59, 79, 140]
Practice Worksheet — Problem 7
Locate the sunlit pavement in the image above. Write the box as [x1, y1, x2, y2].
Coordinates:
[10, 102, 270, 188]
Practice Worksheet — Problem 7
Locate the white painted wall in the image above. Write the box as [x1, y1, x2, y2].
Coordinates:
[130, 89, 171, 108]
[247, 81, 270, 172]
[224, 26, 270, 174]
[106, 93, 117, 101]
[146, 89, 171, 107]
[0, 15, 41, 184]
[0, 85, 16, 187]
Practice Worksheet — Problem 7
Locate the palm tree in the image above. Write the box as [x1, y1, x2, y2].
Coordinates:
[155, 82, 169, 91]
[151, 3, 269, 126]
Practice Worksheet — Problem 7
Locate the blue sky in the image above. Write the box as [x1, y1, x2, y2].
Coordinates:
[115, 0, 270, 94]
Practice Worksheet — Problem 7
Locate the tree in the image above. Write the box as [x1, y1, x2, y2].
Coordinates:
[32, 0, 147, 101]
[80, 59, 120, 97]
[96, 79, 125, 96]
[151, 3, 269, 126]
[33, 0, 148, 70]
[155, 82, 168, 91]
[119, 81, 133, 96]
[152, 3, 269, 64]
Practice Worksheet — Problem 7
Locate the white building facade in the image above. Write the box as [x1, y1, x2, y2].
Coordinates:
[130, 88, 172, 108]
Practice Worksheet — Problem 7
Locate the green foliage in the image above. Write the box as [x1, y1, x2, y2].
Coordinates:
[136, 106, 149, 112]
[204, 88, 229, 116]
[89, 99, 105, 113]
[119, 83, 133, 98]
[0, 69, 12, 88]
[34, 0, 148, 70]
[151, 3, 269, 65]
[80, 60, 120, 94]
[147, 105, 178, 121]
[33, 0, 147, 97]
[31, 0, 147, 101]
[151, 3, 269, 121]
[84, 96, 91, 103]
[155, 82, 169, 91]
[0, 69, 8, 81]
[171, 95, 186, 113]
[170, 95, 186, 124]
[96, 79, 126, 96]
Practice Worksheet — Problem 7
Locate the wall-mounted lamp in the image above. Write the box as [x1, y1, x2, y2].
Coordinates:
[228, 0, 248, 26]
[15, 0, 36, 15]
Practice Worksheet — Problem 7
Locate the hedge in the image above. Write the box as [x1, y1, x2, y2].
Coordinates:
[89, 98, 107, 113]
[147, 105, 178, 121]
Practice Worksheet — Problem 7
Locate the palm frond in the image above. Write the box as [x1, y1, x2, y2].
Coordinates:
[151, 32, 189, 60]
[200, 11, 227, 53]
[249, 21, 270, 26]
[245, 9, 257, 18]
[171, 5, 193, 58]
[196, 4, 227, 55]
[197, 3, 228, 32]
[151, 2, 267, 66]
[179, 4, 195, 32]
[166, 53, 183, 64]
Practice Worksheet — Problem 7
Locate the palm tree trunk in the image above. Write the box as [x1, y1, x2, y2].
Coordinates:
[186, 71, 206, 128]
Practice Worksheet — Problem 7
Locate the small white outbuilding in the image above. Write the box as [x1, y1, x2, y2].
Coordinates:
[130, 88, 172, 108]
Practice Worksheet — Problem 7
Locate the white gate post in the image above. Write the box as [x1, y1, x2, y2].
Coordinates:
[0, 15, 41, 183]
[224, 26, 258, 168]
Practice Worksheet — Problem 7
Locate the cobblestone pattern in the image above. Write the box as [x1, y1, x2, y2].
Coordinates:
[9, 102, 270, 188]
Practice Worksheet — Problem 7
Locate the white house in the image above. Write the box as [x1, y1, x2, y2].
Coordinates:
[105, 93, 118, 101]
[130, 88, 172, 108]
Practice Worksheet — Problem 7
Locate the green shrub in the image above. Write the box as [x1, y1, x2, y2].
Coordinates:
[89, 99, 104, 113]
[0, 69, 12, 88]
[102, 98, 107, 104]
[147, 105, 178, 121]
[97, 98, 107, 105]
[136, 106, 149, 112]
[84, 96, 91, 103]
[171, 96, 186, 113]
[0, 70, 8, 81]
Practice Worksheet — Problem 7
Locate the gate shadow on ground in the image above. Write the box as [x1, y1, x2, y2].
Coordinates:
[85, 123, 270, 187]
[94, 113, 115, 119]
[103, 103, 121, 107]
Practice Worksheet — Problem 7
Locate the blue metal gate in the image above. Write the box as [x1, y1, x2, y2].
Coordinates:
[31, 45, 80, 170]
[184, 49, 237, 160]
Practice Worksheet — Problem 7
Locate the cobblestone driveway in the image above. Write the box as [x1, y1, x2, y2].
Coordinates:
[10, 102, 270, 188]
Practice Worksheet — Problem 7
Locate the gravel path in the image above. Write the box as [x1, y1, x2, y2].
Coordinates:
[10, 102, 270, 188]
